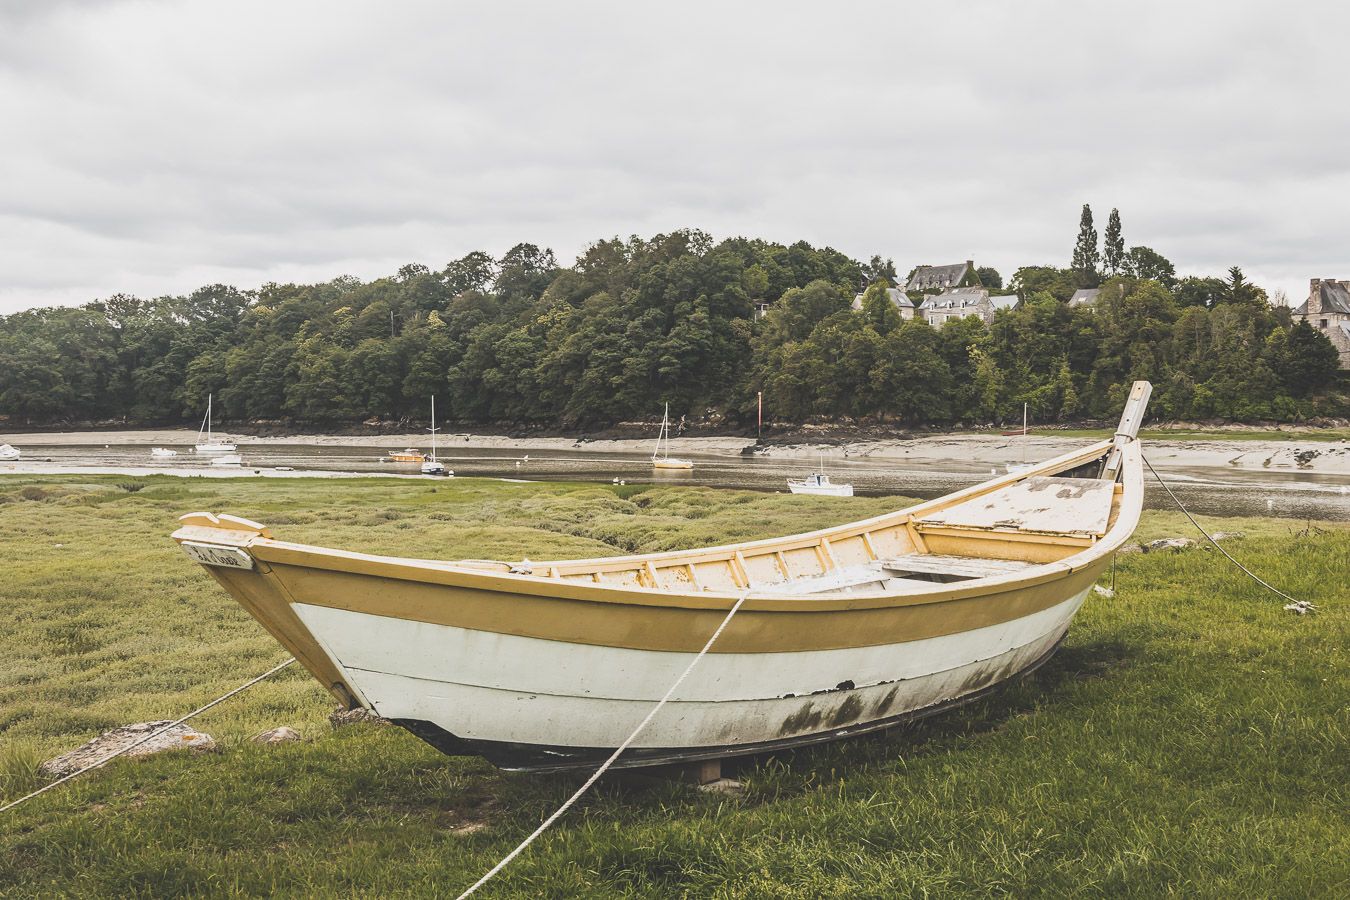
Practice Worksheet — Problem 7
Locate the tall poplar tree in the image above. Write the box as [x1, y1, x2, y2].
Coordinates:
[1071, 204, 1100, 281]
[1103, 208, 1124, 274]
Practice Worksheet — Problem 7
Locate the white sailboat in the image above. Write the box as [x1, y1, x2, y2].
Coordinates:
[195, 394, 236, 453]
[1006, 403, 1032, 474]
[789, 453, 854, 496]
[652, 403, 693, 470]
[0, 443, 20, 461]
[421, 396, 452, 477]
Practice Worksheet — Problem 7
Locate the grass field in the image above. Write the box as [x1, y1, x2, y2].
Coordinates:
[1, 474, 1346, 898]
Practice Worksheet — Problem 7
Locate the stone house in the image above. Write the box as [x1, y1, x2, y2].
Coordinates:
[1069, 288, 1102, 308]
[919, 287, 1018, 326]
[1292, 278, 1350, 368]
[906, 260, 980, 294]
[851, 286, 916, 319]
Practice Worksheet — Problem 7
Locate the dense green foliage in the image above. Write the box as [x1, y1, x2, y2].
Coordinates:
[1, 475, 1346, 896]
[0, 229, 1343, 427]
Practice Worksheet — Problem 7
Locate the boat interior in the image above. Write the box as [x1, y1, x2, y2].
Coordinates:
[470, 442, 1129, 598]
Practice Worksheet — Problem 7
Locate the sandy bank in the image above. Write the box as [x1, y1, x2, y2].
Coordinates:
[3, 428, 1349, 476]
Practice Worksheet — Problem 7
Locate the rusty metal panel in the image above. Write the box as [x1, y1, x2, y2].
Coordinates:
[916, 476, 1115, 536]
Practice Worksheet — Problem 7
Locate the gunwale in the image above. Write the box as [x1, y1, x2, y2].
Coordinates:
[171, 440, 1142, 657]
[176, 437, 1137, 612]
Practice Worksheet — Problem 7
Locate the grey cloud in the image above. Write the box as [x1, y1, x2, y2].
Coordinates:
[1, 0, 1347, 313]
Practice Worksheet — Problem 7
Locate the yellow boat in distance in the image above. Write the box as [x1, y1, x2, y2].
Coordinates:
[384, 448, 427, 463]
[173, 383, 1153, 773]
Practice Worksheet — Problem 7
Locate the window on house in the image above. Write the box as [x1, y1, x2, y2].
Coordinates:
[1321, 319, 1329, 328]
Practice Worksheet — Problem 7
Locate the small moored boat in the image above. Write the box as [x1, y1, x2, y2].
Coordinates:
[195, 394, 236, 453]
[420, 396, 452, 477]
[209, 453, 243, 466]
[0, 443, 20, 461]
[151, 447, 179, 458]
[789, 454, 853, 496]
[652, 402, 693, 470]
[174, 382, 1153, 773]
[386, 449, 427, 463]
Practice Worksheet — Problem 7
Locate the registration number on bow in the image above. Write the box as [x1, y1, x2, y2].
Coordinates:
[181, 541, 255, 570]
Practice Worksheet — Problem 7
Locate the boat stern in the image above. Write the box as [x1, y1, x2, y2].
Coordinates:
[171, 512, 364, 710]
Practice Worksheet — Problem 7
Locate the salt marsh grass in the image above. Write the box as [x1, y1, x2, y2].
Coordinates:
[1, 474, 1346, 897]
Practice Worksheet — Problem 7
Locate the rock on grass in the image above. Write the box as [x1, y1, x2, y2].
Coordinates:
[39, 722, 216, 778]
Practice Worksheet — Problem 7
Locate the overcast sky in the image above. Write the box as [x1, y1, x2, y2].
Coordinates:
[2, 1, 1346, 314]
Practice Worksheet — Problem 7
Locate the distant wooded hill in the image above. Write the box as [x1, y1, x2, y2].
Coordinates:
[0, 230, 1344, 427]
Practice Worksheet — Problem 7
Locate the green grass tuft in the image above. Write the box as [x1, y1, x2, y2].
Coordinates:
[0, 473, 1346, 897]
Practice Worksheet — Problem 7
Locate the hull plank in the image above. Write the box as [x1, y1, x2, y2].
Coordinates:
[391, 634, 1069, 773]
[291, 592, 1085, 752]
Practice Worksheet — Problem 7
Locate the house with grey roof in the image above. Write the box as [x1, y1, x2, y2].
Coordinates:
[852, 286, 916, 319]
[906, 260, 979, 294]
[918, 287, 1018, 326]
[1292, 278, 1350, 368]
[1069, 288, 1102, 308]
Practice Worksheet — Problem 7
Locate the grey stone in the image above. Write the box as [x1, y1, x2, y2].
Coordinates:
[40, 721, 216, 778]
[1142, 537, 1195, 552]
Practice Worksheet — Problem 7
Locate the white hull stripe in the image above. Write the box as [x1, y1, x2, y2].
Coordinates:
[345, 631, 1066, 749]
[292, 592, 1086, 704]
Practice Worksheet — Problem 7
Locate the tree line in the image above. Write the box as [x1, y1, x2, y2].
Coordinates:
[0, 223, 1344, 429]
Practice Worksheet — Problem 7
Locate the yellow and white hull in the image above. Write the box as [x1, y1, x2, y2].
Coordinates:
[172, 385, 1150, 771]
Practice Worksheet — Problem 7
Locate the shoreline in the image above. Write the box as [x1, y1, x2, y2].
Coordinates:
[3, 428, 1349, 477]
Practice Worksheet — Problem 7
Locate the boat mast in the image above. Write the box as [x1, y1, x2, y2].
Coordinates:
[429, 396, 438, 462]
[1021, 402, 1028, 464]
[655, 403, 670, 461]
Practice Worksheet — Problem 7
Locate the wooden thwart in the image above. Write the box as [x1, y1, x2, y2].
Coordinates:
[879, 554, 1039, 580]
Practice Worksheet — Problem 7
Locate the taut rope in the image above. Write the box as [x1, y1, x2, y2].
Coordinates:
[455, 588, 754, 900]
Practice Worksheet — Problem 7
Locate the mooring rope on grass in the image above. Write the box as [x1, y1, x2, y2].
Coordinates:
[454, 588, 755, 900]
[1142, 453, 1312, 610]
[0, 656, 296, 816]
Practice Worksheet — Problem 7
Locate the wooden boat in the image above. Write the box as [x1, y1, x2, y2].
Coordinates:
[385, 449, 427, 463]
[173, 382, 1153, 773]
[652, 402, 693, 470]
[195, 394, 236, 453]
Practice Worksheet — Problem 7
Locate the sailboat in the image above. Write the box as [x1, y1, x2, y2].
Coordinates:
[652, 403, 693, 470]
[421, 397, 452, 477]
[1006, 403, 1032, 474]
[789, 453, 854, 496]
[0, 443, 20, 461]
[195, 395, 236, 453]
[173, 382, 1153, 773]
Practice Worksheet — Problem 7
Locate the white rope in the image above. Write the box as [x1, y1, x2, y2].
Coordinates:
[1142, 454, 1309, 607]
[1, 656, 296, 816]
[455, 588, 754, 900]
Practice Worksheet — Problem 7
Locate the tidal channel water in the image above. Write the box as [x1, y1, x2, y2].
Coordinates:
[12, 441, 1349, 522]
